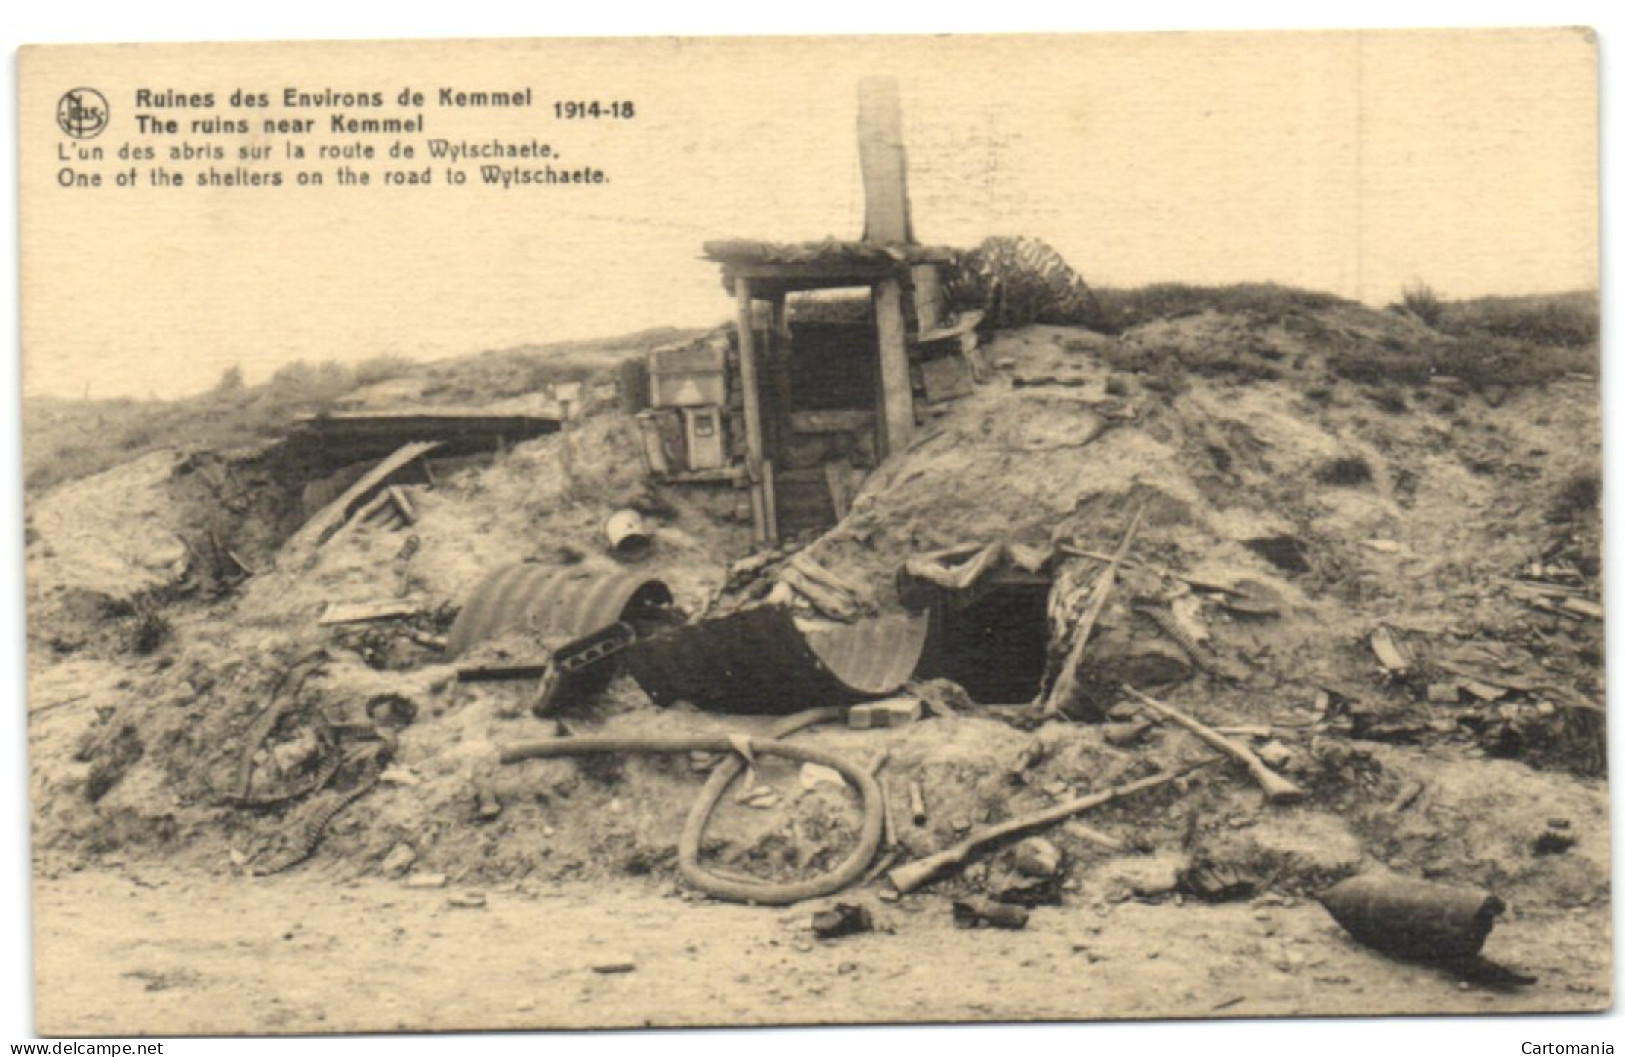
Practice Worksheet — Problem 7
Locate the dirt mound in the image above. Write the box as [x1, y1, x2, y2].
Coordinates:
[26, 298, 1604, 928]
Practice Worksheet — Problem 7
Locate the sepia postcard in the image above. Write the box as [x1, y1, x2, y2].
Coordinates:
[16, 29, 1608, 1039]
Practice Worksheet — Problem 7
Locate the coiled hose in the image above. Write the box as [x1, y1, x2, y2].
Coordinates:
[498, 707, 883, 905]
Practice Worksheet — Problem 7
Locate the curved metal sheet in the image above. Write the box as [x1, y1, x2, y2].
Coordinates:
[626, 605, 928, 715]
[801, 612, 930, 695]
[447, 564, 673, 658]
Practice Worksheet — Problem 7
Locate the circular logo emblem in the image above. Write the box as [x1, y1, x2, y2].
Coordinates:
[57, 88, 109, 139]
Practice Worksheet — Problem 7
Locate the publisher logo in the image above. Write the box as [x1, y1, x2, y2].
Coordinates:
[57, 88, 109, 139]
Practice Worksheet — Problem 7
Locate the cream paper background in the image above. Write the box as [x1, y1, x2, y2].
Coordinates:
[8, 15, 1613, 1054]
[20, 30, 1596, 400]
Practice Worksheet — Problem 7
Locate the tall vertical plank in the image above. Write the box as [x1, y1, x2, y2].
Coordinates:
[735, 279, 770, 544]
[767, 293, 795, 466]
[874, 277, 914, 456]
[857, 77, 913, 244]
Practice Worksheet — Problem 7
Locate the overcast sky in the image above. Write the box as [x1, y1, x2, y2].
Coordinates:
[20, 29, 1597, 400]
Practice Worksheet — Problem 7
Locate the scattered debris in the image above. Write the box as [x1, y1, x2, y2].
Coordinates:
[602, 508, 653, 562]
[591, 960, 637, 975]
[380, 843, 417, 877]
[1176, 859, 1259, 903]
[1369, 626, 1413, 674]
[811, 903, 874, 940]
[318, 600, 423, 626]
[907, 781, 928, 827]
[1044, 502, 1146, 718]
[1255, 741, 1295, 771]
[1061, 821, 1126, 853]
[848, 697, 923, 729]
[1426, 682, 1462, 704]
[952, 897, 1029, 930]
[498, 707, 885, 906]
[888, 759, 1214, 895]
[290, 441, 442, 550]
[799, 763, 847, 792]
[1011, 837, 1063, 879]
[1122, 687, 1305, 804]
[447, 891, 488, 909]
[1533, 820, 1576, 856]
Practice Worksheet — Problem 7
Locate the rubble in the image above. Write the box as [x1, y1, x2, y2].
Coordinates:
[951, 898, 1029, 930]
[810, 903, 874, 940]
[22, 227, 1605, 1005]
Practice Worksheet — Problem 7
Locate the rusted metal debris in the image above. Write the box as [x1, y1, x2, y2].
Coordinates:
[625, 605, 929, 715]
[1319, 873, 1507, 964]
[811, 903, 874, 940]
[446, 564, 674, 658]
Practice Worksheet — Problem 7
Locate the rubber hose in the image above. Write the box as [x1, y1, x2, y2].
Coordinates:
[498, 707, 882, 905]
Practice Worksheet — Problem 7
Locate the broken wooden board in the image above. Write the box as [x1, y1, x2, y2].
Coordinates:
[1369, 626, 1412, 673]
[290, 441, 441, 549]
[917, 353, 975, 404]
[1561, 597, 1604, 620]
[388, 485, 418, 525]
[779, 552, 874, 623]
[916, 308, 985, 346]
[318, 599, 423, 626]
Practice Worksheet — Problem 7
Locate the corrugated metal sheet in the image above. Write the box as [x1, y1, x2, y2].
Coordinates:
[446, 564, 673, 658]
[802, 613, 930, 695]
[625, 605, 927, 714]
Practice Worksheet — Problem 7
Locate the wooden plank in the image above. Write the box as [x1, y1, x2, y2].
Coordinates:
[791, 409, 877, 434]
[767, 294, 794, 465]
[874, 277, 914, 456]
[319, 599, 422, 626]
[857, 77, 913, 244]
[918, 309, 986, 345]
[290, 441, 441, 549]
[660, 467, 748, 485]
[735, 280, 768, 546]
[912, 264, 946, 333]
[387, 485, 418, 525]
[762, 458, 779, 545]
[722, 261, 898, 285]
[824, 461, 851, 521]
[1043, 504, 1146, 717]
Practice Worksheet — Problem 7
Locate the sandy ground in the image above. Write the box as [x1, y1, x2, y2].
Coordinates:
[32, 864, 1611, 1036]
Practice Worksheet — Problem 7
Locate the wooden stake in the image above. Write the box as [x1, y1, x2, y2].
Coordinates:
[856, 77, 913, 244]
[1043, 503, 1146, 717]
[874, 277, 914, 456]
[888, 759, 1218, 895]
[735, 279, 769, 546]
[908, 780, 927, 826]
[1122, 686, 1307, 805]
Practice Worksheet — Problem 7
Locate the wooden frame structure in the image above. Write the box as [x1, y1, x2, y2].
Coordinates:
[708, 77, 951, 547]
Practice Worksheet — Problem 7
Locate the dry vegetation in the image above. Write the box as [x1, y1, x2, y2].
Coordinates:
[23, 326, 705, 496]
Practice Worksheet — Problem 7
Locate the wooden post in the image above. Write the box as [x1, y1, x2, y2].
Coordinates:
[859, 76, 916, 458]
[912, 264, 946, 334]
[857, 77, 913, 244]
[767, 293, 794, 466]
[735, 279, 771, 545]
[874, 277, 914, 456]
